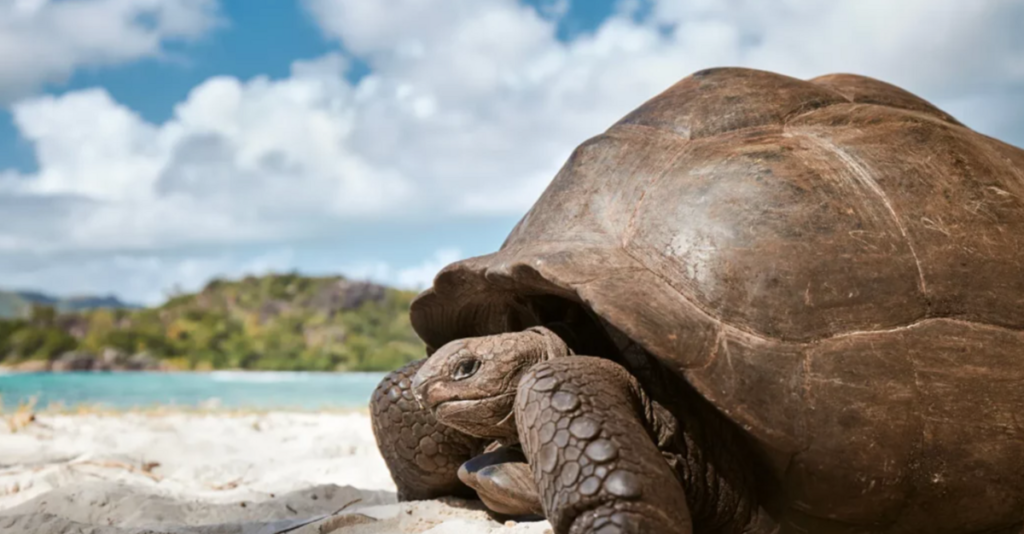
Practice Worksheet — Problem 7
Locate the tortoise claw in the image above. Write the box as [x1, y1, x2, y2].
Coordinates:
[459, 445, 544, 518]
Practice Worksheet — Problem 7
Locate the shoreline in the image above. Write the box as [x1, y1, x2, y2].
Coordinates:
[0, 365, 392, 375]
[0, 395, 374, 417]
[3, 403, 372, 416]
[0, 370, 386, 415]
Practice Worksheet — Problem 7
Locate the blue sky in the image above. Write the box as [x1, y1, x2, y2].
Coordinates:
[0, 0, 1022, 304]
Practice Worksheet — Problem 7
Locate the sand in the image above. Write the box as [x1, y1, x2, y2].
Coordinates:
[0, 411, 551, 534]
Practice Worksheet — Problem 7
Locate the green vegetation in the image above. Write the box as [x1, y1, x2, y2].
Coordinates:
[0, 274, 425, 372]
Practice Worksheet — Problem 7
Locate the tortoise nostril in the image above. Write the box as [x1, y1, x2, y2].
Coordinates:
[411, 372, 437, 410]
[411, 374, 426, 405]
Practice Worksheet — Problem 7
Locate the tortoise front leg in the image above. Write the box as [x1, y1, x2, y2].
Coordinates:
[370, 359, 487, 500]
[516, 357, 692, 534]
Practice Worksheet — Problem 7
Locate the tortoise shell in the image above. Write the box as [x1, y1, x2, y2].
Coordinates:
[410, 68, 1024, 526]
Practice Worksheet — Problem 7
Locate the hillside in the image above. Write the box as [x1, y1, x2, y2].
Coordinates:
[0, 291, 140, 319]
[0, 274, 426, 372]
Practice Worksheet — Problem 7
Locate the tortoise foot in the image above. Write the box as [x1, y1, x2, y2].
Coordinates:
[458, 445, 544, 518]
[515, 357, 692, 534]
[370, 359, 486, 501]
[569, 503, 687, 534]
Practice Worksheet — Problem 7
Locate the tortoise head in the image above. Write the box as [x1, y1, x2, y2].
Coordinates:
[411, 326, 570, 440]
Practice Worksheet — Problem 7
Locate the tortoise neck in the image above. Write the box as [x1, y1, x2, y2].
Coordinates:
[665, 387, 766, 533]
[614, 334, 772, 533]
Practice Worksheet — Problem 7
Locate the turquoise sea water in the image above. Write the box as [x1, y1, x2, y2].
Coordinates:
[0, 371, 387, 411]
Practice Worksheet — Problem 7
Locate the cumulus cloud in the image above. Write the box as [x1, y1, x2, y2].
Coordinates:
[1, 0, 1022, 301]
[0, 248, 296, 305]
[0, 56, 411, 251]
[0, 245, 463, 305]
[648, 0, 1024, 96]
[341, 248, 464, 292]
[0, 0, 221, 101]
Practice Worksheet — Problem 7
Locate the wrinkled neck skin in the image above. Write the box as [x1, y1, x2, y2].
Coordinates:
[605, 325, 773, 534]
[412, 326, 572, 442]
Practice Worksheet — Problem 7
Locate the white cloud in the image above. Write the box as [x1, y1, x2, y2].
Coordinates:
[1, 0, 1022, 300]
[647, 0, 1024, 98]
[394, 248, 464, 290]
[0, 246, 461, 305]
[0, 0, 221, 101]
[0, 57, 412, 251]
[341, 248, 464, 291]
[0, 249, 296, 305]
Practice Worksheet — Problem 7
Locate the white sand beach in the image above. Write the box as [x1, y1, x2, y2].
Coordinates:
[0, 411, 552, 534]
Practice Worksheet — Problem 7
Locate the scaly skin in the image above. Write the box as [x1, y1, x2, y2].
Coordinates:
[515, 356, 692, 534]
[411, 327, 572, 441]
[369, 359, 487, 501]
[407, 328, 773, 533]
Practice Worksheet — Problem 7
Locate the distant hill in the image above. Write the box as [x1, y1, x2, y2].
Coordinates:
[0, 273, 425, 372]
[0, 290, 140, 319]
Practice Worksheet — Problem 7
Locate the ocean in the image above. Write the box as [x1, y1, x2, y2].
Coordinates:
[0, 371, 387, 411]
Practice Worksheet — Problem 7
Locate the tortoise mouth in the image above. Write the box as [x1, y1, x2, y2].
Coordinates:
[434, 393, 518, 438]
[433, 393, 515, 415]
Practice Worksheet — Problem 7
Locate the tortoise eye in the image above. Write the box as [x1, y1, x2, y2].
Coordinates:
[452, 359, 481, 380]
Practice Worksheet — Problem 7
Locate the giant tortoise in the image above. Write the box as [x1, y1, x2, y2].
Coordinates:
[370, 67, 1024, 534]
